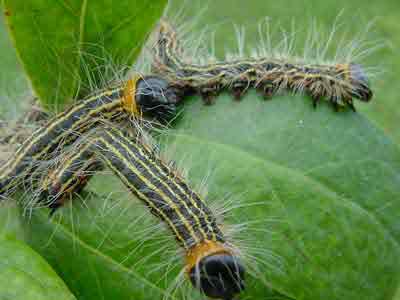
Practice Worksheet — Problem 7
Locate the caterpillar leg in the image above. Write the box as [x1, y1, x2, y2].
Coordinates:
[310, 95, 320, 109]
[256, 80, 278, 100]
[200, 84, 221, 105]
[231, 81, 249, 101]
[347, 100, 357, 112]
[40, 155, 103, 215]
[38, 126, 245, 299]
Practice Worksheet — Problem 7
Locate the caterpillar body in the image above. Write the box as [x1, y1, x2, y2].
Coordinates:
[152, 20, 373, 110]
[37, 126, 245, 300]
[0, 75, 179, 197]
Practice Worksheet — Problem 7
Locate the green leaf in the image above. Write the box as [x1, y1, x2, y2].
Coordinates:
[2, 0, 167, 110]
[0, 235, 76, 300]
[23, 93, 400, 300]
[23, 194, 180, 300]
[0, 195, 74, 300]
[0, 12, 29, 119]
[0, 201, 24, 241]
[1, 1, 400, 299]
[166, 94, 400, 299]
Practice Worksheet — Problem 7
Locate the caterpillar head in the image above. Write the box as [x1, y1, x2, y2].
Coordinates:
[135, 76, 181, 122]
[186, 241, 245, 299]
[349, 63, 373, 102]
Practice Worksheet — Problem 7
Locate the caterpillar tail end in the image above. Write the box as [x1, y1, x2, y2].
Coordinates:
[349, 63, 373, 102]
[186, 240, 245, 299]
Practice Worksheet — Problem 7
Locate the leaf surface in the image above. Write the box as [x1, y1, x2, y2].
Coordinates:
[24, 94, 400, 300]
[0, 234, 76, 300]
[2, 0, 167, 110]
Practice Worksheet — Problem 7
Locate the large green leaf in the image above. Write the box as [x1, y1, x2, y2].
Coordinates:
[23, 93, 400, 300]
[0, 195, 76, 300]
[0, 234, 76, 300]
[2, 0, 167, 110]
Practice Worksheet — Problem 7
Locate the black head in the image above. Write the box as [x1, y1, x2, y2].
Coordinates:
[349, 63, 373, 102]
[135, 76, 181, 122]
[189, 253, 245, 300]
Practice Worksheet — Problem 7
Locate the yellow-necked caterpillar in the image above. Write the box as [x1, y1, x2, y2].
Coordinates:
[151, 20, 373, 110]
[0, 75, 180, 198]
[38, 126, 245, 300]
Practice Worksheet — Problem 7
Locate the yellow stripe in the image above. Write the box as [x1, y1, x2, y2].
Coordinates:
[129, 136, 218, 242]
[336, 63, 351, 82]
[107, 130, 208, 242]
[98, 137, 191, 248]
[41, 103, 124, 193]
[55, 158, 96, 196]
[47, 132, 199, 249]
[104, 131, 200, 245]
[45, 143, 94, 193]
[156, 21, 350, 95]
[50, 108, 122, 178]
[0, 90, 123, 179]
[32, 100, 123, 160]
[112, 129, 215, 241]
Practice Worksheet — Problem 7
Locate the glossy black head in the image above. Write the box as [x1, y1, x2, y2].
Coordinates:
[349, 63, 373, 101]
[135, 76, 181, 122]
[189, 254, 245, 300]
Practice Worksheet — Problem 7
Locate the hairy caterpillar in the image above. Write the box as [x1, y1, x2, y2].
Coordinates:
[36, 125, 245, 300]
[151, 20, 373, 110]
[0, 75, 179, 198]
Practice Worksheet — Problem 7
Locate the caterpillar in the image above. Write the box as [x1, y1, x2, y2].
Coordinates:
[37, 125, 245, 300]
[0, 75, 180, 198]
[151, 20, 373, 110]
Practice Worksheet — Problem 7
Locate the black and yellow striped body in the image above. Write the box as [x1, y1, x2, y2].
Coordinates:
[39, 125, 245, 298]
[93, 127, 244, 298]
[0, 75, 179, 197]
[41, 126, 224, 249]
[0, 88, 124, 196]
[152, 20, 373, 108]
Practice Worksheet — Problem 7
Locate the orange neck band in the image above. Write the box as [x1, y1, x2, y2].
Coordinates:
[122, 75, 140, 115]
[185, 240, 230, 273]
